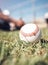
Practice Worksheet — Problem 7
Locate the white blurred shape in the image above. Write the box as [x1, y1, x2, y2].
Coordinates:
[9, 22, 15, 31]
[44, 12, 48, 19]
[3, 10, 10, 16]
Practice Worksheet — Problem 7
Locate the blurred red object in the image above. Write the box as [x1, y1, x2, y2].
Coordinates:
[16, 18, 25, 30]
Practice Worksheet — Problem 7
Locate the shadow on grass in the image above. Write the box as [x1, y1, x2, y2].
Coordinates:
[35, 61, 47, 65]
[40, 39, 48, 43]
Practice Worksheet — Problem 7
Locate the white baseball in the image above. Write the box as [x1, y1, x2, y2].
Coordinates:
[19, 23, 41, 43]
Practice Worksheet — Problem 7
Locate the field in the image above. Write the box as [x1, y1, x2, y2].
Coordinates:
[0, 28, 48, 65]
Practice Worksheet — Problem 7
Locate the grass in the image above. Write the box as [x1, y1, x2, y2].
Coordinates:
[0, 28, 48, 65]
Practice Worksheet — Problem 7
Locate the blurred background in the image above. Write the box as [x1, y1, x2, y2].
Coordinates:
[0, 0, 48, 29]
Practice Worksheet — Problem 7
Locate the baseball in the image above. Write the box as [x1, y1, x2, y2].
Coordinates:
[19, 23, 41, 43]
